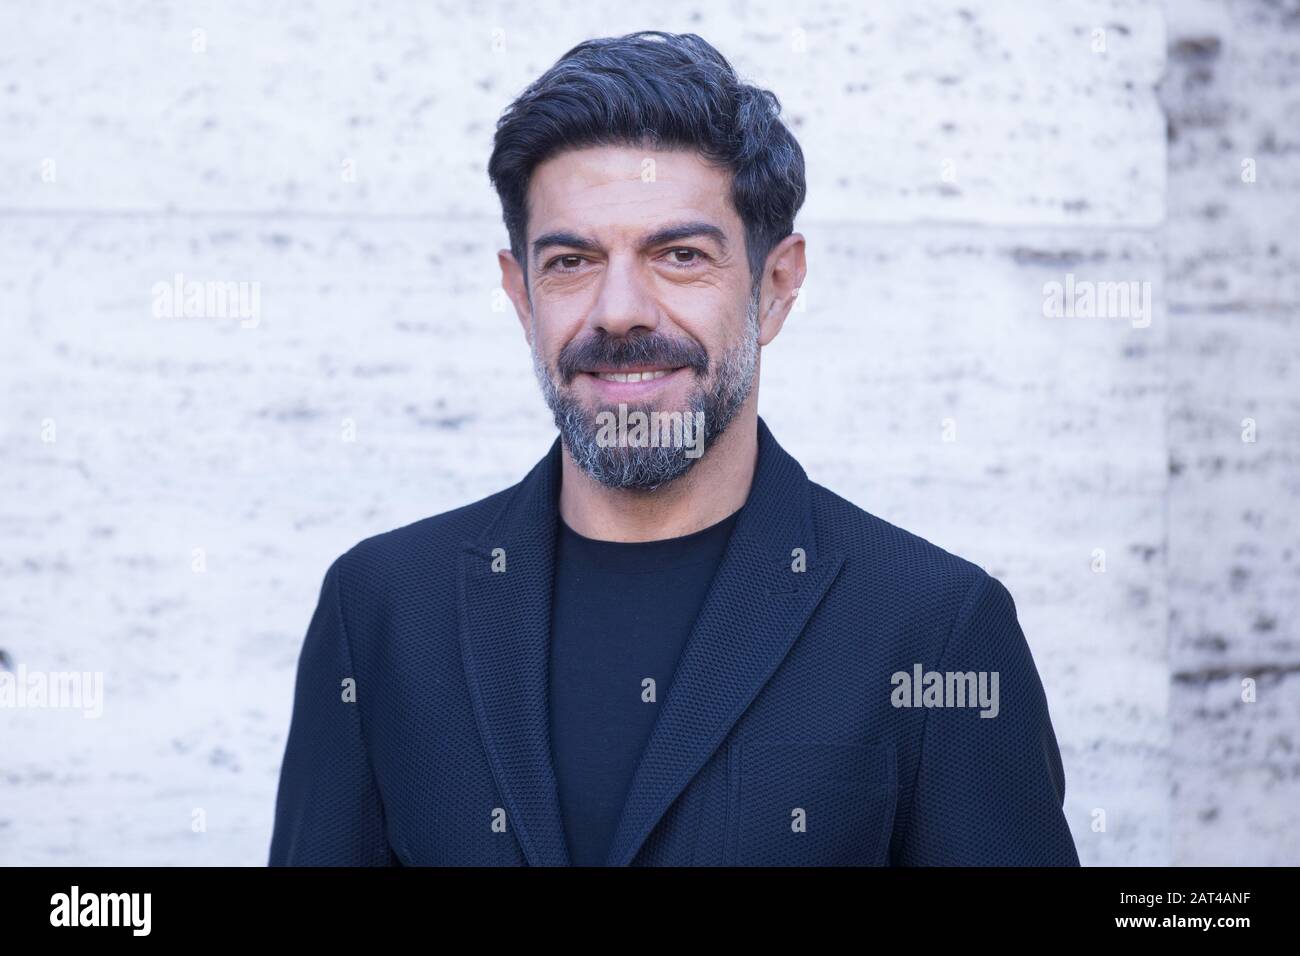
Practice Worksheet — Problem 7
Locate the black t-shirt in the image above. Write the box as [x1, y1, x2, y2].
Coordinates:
[548, 506, 742, 866]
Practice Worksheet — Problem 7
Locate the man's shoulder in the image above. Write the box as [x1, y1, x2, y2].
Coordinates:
[332, 481, 520, 583]
[807, 479, 994, 613]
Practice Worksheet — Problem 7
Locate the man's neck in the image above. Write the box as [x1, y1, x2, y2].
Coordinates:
[557, 406, 759, 543]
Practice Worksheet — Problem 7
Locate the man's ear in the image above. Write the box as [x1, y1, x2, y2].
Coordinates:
[497, 249, 533, 341]
[755, 232, 807, 347]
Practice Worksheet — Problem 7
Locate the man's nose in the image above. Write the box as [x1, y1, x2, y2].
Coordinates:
[586, 256, 659, 338]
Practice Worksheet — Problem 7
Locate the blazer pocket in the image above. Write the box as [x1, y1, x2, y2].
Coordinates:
[725, 738, 897, 866]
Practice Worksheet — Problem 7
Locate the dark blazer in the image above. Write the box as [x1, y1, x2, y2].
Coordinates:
[269, 416, 1080, 866]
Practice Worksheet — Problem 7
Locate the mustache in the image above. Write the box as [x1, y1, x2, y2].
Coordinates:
[555, 331, 710, 384]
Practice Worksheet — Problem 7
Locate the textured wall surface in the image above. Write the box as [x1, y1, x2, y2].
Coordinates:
[0, 0, 1293, 865]
[1161, 0, 1300, 866]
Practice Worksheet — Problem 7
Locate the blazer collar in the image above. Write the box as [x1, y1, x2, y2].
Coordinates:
[457, 416, 845, 866]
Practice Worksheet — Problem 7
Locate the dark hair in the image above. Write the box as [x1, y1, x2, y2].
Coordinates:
[487, 31, 806, 292]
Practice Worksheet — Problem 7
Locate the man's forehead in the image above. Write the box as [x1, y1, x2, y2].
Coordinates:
[526, 144, 737, 239]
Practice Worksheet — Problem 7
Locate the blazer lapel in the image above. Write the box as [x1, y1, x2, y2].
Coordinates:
[603, 417, 845, 866]
[458, 437, 571, 866]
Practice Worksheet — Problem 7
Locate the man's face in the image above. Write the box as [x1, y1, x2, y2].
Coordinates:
[509, 143, 761, 490]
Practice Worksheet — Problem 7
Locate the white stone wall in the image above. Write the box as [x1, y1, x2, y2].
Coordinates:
[0, 0, 1293, 865]
[1161, 0, 1300, 866]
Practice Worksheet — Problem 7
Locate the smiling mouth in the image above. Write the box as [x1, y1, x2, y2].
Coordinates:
[579, 365, 688, 384]
[590, 368, 681, 383]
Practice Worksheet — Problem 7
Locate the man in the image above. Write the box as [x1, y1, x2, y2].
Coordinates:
[269, 31, 1079, 867]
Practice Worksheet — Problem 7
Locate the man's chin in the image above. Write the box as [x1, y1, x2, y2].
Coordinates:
[551, 400, 707, 491]
[567, 442, 702, 492]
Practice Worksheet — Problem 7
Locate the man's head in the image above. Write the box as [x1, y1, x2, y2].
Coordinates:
[488, 31, 807, 490]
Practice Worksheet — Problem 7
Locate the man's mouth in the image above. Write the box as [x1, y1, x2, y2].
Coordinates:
[590, 367, 682, 383]
[572, 364, 693, 399]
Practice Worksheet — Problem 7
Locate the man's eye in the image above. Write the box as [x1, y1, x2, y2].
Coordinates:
[664, 248, 705, 267]
[549, 255, 585, 272]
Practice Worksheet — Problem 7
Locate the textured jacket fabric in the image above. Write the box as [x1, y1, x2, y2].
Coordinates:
[269, 416, 1080, 866]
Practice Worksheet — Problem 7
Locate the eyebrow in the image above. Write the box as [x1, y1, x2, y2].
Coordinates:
[530, 220, 729, 268]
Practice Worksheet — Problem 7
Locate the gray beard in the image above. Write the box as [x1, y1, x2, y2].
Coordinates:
[531, 290, 760, 491]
